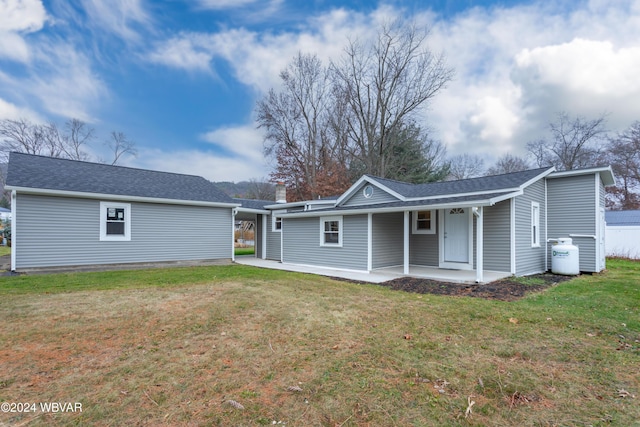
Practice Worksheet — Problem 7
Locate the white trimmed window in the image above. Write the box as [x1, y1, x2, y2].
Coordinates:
[100, 202, 131, 241]
[412, 210, 435, 234]
[272, 212, 283, 232]
[320, 216, 343, 247]
[531, 202, 540, 247]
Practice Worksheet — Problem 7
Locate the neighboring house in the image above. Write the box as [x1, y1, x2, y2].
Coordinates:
[237, 166, 614, 282]
[5, 152, 239, 271]
[605, 210, 640, 259]
[0, 207, 10, 222]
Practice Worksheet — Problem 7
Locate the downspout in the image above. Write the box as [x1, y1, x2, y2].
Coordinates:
[474, 206, 484, 283]
[10, 190, 16, 272]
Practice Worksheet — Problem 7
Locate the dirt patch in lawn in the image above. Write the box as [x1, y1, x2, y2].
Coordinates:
[377, 272, 574, 301]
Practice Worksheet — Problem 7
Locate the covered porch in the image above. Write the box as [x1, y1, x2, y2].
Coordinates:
[234, 257, 512, 284]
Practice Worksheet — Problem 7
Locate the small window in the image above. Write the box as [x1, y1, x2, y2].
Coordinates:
[100, 202, 131, 241]
[531, 202, 540, 247]
[412, 210, 435, 234]
[272, 214, 282, 232]
[320, 216, 342, 247]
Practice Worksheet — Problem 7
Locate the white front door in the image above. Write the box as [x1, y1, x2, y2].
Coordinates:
[440, 208, 472, 269]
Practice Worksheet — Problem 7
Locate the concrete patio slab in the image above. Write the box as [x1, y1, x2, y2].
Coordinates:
[234, 257, 512, 284]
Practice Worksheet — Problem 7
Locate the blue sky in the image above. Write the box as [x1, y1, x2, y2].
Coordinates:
[1, 0, 639, 182]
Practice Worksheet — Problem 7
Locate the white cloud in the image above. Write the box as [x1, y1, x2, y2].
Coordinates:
[195, 0, 268, 9]
[201, 124, 267, 169]
[516, 39, 640, 97]
[79, 0, 151, 43]
[0, 0, 47, 62]
[30, 41, 107, 121]
[0, 97, 42, 121]
[147, 33, 215, 72]
[0, 0, 47, 32]
[135, 146, 270, 182]
[426, 0, 640, 160]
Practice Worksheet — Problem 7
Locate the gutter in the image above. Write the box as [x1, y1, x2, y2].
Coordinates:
[5, 186, 241, 209]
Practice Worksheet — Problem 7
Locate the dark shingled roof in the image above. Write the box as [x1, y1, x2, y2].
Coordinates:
[366, 167, 553, 199]
[605, 210, 640, 226]
[6, 152, 235, 205]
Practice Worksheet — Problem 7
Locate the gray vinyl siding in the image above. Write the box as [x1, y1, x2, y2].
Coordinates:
[283, 215, 368, 271]
[14, 194, 232, 269]
[265, 214, 281, 260]
[547, 174, 597, 272]
[372, 212, 403, 268]
[342, 183, 400, 207]
[514, 180, 546, 275]
[409, 211, 438, 266]
[481, 200, 511, 272]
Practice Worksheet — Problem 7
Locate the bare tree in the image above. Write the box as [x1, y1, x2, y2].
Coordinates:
[105, 131, 137, 165]
[0, 118, 54, 160]
[526, 112, 608, 170]
[447, 154, 485, 180]
[245, 178, 275, 200]
[606, 121, 640, 209]
[486, 153, 531, 176]
[62, 118, 94, 161]
[332, 21, 454, 178]
[257, 52, 350, 201]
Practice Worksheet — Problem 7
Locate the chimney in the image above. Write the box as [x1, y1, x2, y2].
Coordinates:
[275, 182, 287, 203]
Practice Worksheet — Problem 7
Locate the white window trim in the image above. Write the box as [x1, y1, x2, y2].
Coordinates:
[531, 201, 540, 248]
[412, 210, 436, 234]
[320, 216, 343, 247]
[100, 201, 131, 241]
[271, 209, 285, 232]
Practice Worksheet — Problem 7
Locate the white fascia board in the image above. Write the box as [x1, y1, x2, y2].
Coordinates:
[280, 199, 501, 218]
[517, 167, 556, 190]
[6, 186, 241, 209]
[489, 190, 522, 205]
[335, 176, 406, 206]
[263, 201, 311, 209]
[236, 207, 270, 215]
[547, 166, 616, 186]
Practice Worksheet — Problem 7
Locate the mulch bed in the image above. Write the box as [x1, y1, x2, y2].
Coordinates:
[377, 273, 575, 301]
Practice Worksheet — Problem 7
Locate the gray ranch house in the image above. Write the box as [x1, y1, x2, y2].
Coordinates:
[239, 166, 614, 283]
[6, 152, 240, 271]
[6, 152, 614, 282]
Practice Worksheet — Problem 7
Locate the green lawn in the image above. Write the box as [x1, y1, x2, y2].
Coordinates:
[0, 259, 638, 426]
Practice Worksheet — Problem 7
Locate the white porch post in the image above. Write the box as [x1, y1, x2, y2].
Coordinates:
[231, 208, 237, 262]
[475, 206, 484, 283]
[261, 214, 267, 260]
[404, 210, 410, 275]
[367, 213, 373, 272]
[10, 190, 16, 272]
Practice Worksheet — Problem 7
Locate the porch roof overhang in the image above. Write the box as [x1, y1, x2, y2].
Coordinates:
[279, 190, 520, 218]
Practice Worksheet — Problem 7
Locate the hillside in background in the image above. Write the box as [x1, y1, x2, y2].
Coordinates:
[213, 181, 275, 200]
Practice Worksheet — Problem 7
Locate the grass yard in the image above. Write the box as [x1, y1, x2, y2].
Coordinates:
[0, 259, 638, 426]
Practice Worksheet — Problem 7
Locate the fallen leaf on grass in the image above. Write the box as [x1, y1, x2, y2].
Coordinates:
[287, 385, 303, 392]
[509, 318, 518, 324]
[617, 389, 636, 398]
[225, 400, 244, 410]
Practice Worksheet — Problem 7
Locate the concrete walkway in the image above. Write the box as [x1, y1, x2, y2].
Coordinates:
[234, 257, 511, 284]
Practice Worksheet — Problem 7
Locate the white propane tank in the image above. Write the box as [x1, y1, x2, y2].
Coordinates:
[551, 238, 580, 275]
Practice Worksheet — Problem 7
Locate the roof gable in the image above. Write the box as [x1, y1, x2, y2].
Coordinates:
[336, 167, 554, 208]
[6, 152, 235, 205]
